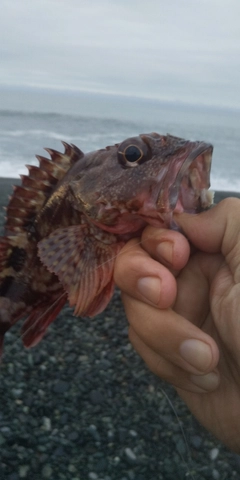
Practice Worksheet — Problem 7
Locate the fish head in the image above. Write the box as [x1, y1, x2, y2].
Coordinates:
[68, 132, 213, 234]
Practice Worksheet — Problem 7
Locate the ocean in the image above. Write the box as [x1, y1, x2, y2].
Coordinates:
[0, 90, 239, 192]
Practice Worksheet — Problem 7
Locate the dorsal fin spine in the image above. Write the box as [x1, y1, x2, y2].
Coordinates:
[3, 142, 83, 236]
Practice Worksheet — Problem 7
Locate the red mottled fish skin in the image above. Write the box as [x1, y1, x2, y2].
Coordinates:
[0, 133, 213, 352]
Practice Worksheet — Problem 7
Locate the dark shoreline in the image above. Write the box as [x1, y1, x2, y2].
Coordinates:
[0, 186, 240, 480]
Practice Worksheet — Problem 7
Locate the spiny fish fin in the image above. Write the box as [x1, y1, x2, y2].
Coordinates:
[0, 233, 28, 275]
[38, 225, 123, 317]
[4, 143, 84, 236]
[45, 142, 84, 171]
[0, 294, 34, 357]
[0, 236, 11, 272]
[21, 292, 67, 348]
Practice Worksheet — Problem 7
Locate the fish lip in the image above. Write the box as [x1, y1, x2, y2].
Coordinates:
[165, 142, 213, 212]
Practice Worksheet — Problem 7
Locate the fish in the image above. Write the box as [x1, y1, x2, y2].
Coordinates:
[0, 133, 213, 353]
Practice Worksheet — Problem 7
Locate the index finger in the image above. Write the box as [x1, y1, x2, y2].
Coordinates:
[114, 239, 177, 309]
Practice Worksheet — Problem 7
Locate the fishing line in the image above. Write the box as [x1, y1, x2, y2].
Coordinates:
[160, 387, 196, 480]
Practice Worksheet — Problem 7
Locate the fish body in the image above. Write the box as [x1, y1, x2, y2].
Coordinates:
[0, 133, 213, 351]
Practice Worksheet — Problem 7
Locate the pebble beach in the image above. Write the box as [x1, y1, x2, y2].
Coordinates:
[0, 180, 240, 480]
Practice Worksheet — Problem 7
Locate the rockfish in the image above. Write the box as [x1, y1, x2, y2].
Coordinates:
[0, 133, 213, 352]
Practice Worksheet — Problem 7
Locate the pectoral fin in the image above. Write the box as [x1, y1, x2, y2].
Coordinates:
[38, 224, 123, 317]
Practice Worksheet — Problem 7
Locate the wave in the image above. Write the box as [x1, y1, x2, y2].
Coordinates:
[0, 129, 131, 142]
[211, 176, 240, 193]
[0, 129, 74, 140]
[0, 160, 30, 179]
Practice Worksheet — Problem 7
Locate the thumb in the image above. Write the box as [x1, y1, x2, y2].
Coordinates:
[174, 198, 240, 258]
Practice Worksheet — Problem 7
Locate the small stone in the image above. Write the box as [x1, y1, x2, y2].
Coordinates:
[60, 413, 69, 424]
[190, 435, 202, 449]
[1, 426, 11, 435]
[90, 389, 104, 405]
[8, 474, 20, 480]
[127, 471, 135, 480]
[95, 457, 108, 472]
[12, 388, 23, 398]
[42, 417, 51, 431]
[118, 428, 127, 443]
[99, 359, 111, 370]
[148, 384, 155, 393]
[125, 447, 137, 464]
[107, 430, 114, 441]
[53, 381, 70, 394]
[122, 326, 129, 337]
[212, 469, 220, 479]
[27, 353, 33, 366]
[68, 431, 79, 441]
[42, 464, 53, 478]
[88, 473, 98, 480]
[19, 465, 29, 478]
[39, 453, 48, 464]
[24, 396, 33, 407]
[53, 446, 65, 457]
[101, 416, 112, 423]
[210, 448, 219, 461]
[129, 430, 138, 438]
[49, 355, 57, 363]
[0, 433, 6, 445]
[88, 424, 101, 442]
[68, 464, 77, 473]
[37, 389, 45, 397]
[175, 438, 186, 456]
[79, 355, 89, 362]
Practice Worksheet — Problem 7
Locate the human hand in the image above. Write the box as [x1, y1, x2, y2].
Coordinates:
[114, 198, 240, 452]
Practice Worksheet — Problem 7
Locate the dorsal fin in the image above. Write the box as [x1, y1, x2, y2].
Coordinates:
[5, 143, 84, 236]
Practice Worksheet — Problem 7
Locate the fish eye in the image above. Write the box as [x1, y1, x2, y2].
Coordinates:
[118, 138, 151, 168]
[124, 145, 143, 163]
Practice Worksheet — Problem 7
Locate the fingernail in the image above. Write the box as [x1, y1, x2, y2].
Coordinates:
[180, 339, 213, 372]
[190, 372, 219, 391]
[137, 277, 161, 305]
[156, 241, 173, 264]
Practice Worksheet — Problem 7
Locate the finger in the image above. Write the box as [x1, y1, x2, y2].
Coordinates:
[174, 198, 240, 279]
[173, 251, 224, 324]
[114, 239, 177, 309]
[129, 327, 220, 393]
[141, 226, 190, 271]
[122, 293, 219, 375]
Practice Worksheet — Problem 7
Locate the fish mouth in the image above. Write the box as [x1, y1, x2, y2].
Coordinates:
[157, 142, 214, 216]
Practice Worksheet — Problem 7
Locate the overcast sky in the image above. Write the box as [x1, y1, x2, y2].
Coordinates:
[1, 0, 240, 108]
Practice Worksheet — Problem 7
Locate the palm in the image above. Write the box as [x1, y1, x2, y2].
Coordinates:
[174, 251, 240, 451]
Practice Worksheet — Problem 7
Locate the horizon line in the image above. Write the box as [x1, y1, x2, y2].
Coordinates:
[0, 83, 239, 113]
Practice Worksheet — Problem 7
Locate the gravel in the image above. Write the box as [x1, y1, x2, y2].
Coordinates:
[0, 186, 240, 479]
